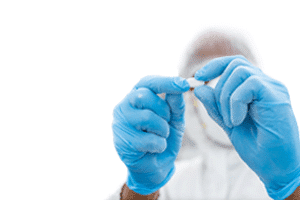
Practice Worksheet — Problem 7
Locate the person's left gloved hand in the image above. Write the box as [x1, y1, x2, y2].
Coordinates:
[193, 55, 300, 200]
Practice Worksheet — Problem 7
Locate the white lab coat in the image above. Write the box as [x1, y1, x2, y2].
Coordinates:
[158, 147, 272, 200]
[106, 118, 272, 200]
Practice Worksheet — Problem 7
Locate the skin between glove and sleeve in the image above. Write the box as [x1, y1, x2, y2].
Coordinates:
[112, 75, 190, 195]
[193, 55, 300, 200]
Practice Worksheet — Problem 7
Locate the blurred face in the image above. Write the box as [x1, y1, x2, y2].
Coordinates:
[180, 31, 250, 149]
[184, 61, 233, 148]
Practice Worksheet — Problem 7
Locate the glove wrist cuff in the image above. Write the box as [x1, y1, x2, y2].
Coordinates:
[126, 166, 175, 195]
[267, 176, 300, 200]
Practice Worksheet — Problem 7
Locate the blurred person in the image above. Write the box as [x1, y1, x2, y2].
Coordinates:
[107, 29, 300, 200]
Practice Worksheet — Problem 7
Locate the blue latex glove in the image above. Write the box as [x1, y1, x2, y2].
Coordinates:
[193, 55, 300, 200]
[112, 75, 190, 195]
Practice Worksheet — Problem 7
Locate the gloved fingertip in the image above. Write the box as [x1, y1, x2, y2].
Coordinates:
[194, 69, 206, 81]
[230, 103, 247, 127]
[194, 85, 213, 101]
[173, 77, 190, 91]
[231, 115, 244, 127]
[155, 139, 167, 153]
[224, 119, 233, 129]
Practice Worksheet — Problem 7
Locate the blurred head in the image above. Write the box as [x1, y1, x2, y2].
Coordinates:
[179, 28, 257, 78]
[179, 28, 258, 152]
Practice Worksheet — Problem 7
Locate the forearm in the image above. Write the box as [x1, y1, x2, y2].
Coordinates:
[120, 183, 160, 200]
[286, 186, 300, 200]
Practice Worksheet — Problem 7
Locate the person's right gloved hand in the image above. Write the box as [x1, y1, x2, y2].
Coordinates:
[112, 75, 190, 195]
[193, 55, 300, 200]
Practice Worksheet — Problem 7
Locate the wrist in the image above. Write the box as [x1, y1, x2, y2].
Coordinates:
[126, 166, 175, 195]
[285, 185, 300, 200]
[265, 175, 300, 200]
[120, 183, 159, 200]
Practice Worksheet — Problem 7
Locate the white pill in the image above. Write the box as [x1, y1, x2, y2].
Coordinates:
[186, 77, 204, 88]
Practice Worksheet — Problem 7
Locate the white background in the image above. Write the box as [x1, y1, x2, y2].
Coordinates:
[0, 1, 299, 199]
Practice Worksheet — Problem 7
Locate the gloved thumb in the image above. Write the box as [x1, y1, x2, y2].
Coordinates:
[194, 85, 229, 132]
[162, 93, 185, 155]
[165, 93, 185, 132]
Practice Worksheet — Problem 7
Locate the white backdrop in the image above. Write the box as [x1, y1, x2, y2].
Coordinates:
[0, 1, 299, 200]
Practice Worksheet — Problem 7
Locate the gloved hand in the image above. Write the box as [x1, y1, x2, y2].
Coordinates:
[112, 75, 190, 195]
[193, 55, 300, 200]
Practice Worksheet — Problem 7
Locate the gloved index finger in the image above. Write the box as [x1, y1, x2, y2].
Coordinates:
[194, 55, 249, 82]
[134, 75, 190, 94]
